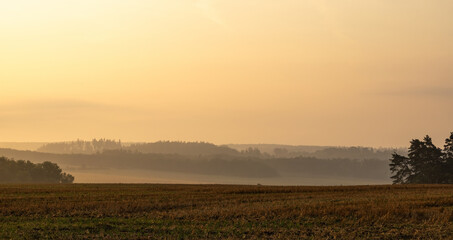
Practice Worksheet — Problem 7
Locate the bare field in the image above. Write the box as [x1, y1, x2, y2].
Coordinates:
[1, 184, 452, 239]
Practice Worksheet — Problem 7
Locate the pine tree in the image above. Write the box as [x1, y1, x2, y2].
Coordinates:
[389, 133, 452, 184]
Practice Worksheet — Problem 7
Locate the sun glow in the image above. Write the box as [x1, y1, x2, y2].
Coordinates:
[1, 0, 453, 146]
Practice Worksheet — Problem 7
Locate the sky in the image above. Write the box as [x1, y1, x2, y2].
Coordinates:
[1, 0, 452, 147]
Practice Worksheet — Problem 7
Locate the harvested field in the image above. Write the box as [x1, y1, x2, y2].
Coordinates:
[0, 184, 452, 239]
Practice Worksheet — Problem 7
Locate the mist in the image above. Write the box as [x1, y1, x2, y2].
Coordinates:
[0, 139, 405, 185]
[1, 1, 452, 184]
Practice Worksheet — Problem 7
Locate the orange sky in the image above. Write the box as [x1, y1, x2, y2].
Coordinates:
[1, 1, 452, 147]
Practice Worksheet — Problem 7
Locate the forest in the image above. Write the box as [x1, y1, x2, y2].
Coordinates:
[36, 139, 405, 160]
[0, 140, 394, 183]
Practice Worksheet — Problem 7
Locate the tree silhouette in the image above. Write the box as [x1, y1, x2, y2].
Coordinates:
[390, 133, 453, 184]
[0, 157, 74, 183]
[443, 132, 453, 182]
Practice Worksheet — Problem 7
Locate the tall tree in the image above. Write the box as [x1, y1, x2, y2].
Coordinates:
[389, 153, 411, 184]
[390, 133, 453, 184]
[443, 132, 453, 183]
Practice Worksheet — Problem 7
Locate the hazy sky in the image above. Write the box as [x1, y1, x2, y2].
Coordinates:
[1, 1, 452, 147]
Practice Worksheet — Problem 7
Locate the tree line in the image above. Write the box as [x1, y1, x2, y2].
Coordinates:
[37, 139, 240, 156]
[37, 139, 405, 162]
[37, 139, 122, 154]
[273, 146, 405, 160]
[0, 157, 74, 183]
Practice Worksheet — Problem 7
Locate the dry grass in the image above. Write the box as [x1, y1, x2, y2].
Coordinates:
[0, 184, 452, 239]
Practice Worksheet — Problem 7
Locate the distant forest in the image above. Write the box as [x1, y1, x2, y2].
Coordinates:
[38, 139, 239, 156]
[0, 157, 74, 183]
[37, 139, 123, 154]
[36, 139, 404, 160]
[0, 139, 395, 181]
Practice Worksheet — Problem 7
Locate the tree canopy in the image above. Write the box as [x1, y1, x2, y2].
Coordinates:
[0, 157, 74, 183]
[389, 133, 453, 184]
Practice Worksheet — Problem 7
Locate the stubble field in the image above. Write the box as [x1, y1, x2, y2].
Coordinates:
[0, 184, 452, 239]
